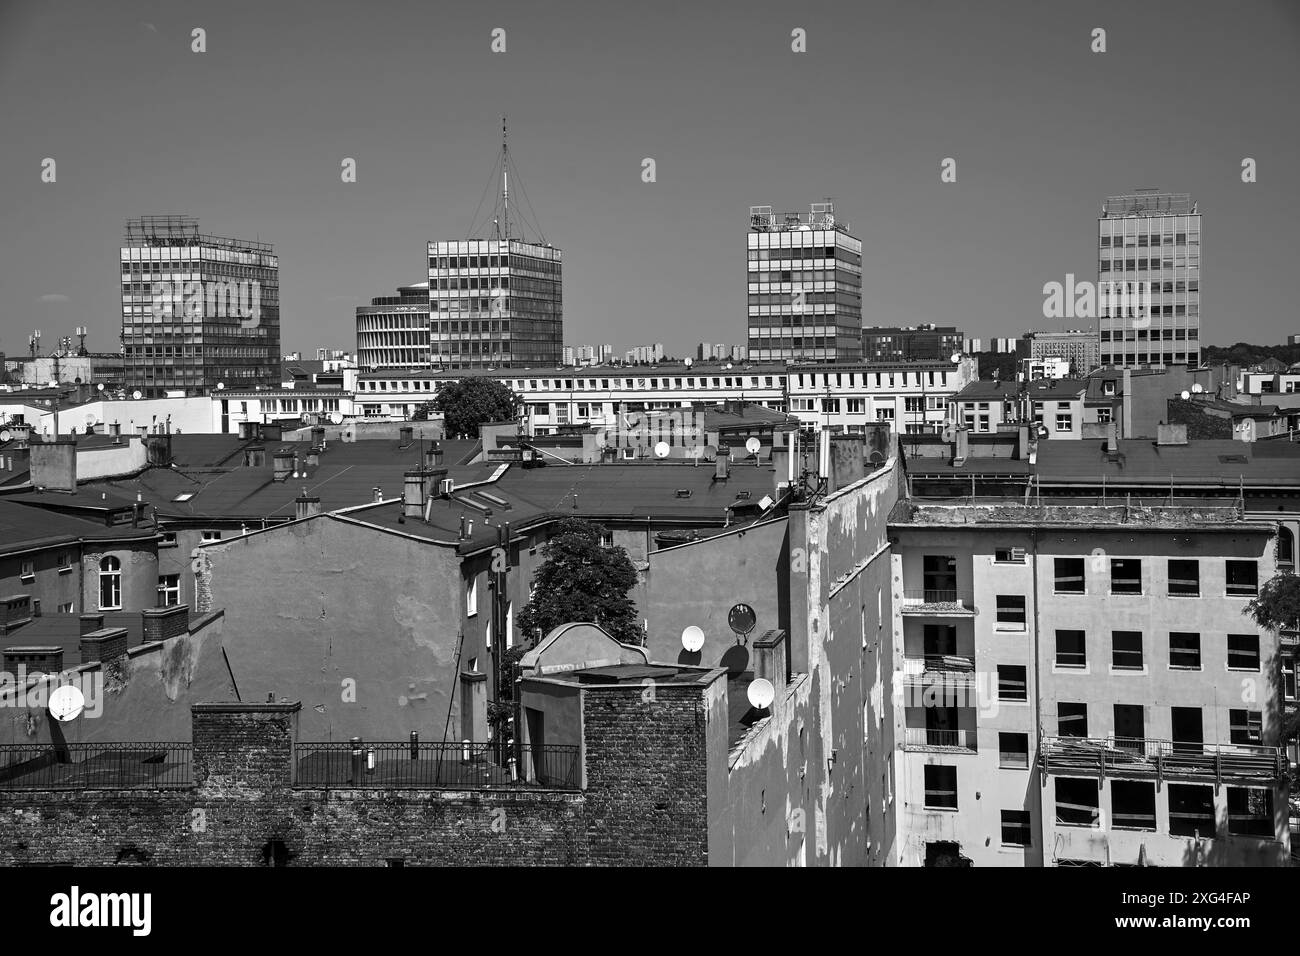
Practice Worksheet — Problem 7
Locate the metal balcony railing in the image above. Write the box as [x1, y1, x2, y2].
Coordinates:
[293, 741, 580, 790]
[900, 589, 976, 612]
[903, 727, 978, 752]
[901, 656, 977, 691]
[1039, 735, 1287, 784]
[0, 743, 192, 790]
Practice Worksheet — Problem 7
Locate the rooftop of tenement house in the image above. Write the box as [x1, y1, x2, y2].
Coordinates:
[888, 497, 1271, 532]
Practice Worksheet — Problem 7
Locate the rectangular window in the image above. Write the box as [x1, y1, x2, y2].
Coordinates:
[1167, 559, 1199, 596]
[998, 732, 1029, 769]
[996, 595, 1026, 628]
[923, 765, 958, 810]
[1229, 709, 1262, 745]
[1055, 414, 1073, 432]
[466, 576, 478, 616]
[1110, 558, 1142, 595]
[994, 547, 1025, 564]
[1225, 560, 1258, 596]
[157, 574, 181, 607]
[998, 665, 1028, 701]
[1058, 702, 1088, 737]
[1000, 810, 1032, 847]
[1054, 558, 1085, 594]
[201, 530, 222, 542]
[19, 559, 35, 580]
[1055, 778, 1100, 827]
[1112, 631, 1143, 670]
[1227, 787, 1273, 837]
[1111, 781, 1157, 831]
[1168, 785, 1215, 837]
[1055, 630, 1087, 668]
[1227, 634, 1260, 671]
[1169, 632, 1201, 669]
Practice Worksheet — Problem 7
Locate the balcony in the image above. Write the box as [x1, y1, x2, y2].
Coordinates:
[1039, 735, 1287, 784]
[293, 741, 580, 790]
[902, 655, 977, 695]
[903, 727, 978, 753]
[900, 589, 976, 617]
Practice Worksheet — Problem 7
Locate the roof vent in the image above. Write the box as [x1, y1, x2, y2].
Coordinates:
[675, 488, 692, 498]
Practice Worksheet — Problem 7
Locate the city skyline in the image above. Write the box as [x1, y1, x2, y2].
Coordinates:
[2, 0, 1298, 361]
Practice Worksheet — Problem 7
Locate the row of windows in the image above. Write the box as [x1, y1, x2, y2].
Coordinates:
[1100, 233, 1194, 247]
[1051, 629, 1261, 672]
[1048, 557, 1258, 597]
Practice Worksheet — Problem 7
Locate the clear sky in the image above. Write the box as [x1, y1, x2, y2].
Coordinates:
[2, 0, 1297, 358]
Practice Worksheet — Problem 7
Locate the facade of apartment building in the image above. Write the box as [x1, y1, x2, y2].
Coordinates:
[887, 499, 1290, 867]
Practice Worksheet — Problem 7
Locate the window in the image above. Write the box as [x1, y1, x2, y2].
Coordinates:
[1279, 527, 1295, 570]
[923, 765, 958, 810]
[1110, 558, 1141, 595]
[160, 531, 177, 548]
[1055, 778, 1100, 827]
[999, 732, 1029, 768]
[1227, 634, 1260, 671]
[995, 595, 1026, 628]
[1111, 781, 1157, 831]
[1225, 560, 1258, 596]
[1168, 785, 1215, 837]
[1000, 810, 1032, 846]
[1112, 631, 1143, 670]
[1054, 558, 1085, 594]
[466, 576, 478, 616]
[1227, 787, 1273, 837]
[201, 530, 222, 543]
[56, 551, 72, 572]
[58, 602, 74, 613]
[1055, 630, 1087, 668]
[998, 665, 1027, 701]
[157, 574, 180, 607]
[19, 559, 35, 581]
[994, 547, 1025, 564]
[1167, 559, 1199, 596]
[1055, 414, 1073, 432]
[1284, 654, 1298, 701]
[98, 556, 122, 610]
[1169, 632, 1201, 669]
[1058, 702, 1088, 737]
[1229, 709, 1262, 745]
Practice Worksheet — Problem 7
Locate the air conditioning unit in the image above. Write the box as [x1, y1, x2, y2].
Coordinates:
[1011, 547, 1026, 562]
[621, 446, 637, 460]
[438, 478, 455, 497]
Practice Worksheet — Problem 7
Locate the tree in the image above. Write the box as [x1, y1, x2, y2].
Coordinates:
[411, 402, 436, 421]
[517, 518, 642, 645]
[1244, 572, 1300, 633]
[432, 377, 519, 438]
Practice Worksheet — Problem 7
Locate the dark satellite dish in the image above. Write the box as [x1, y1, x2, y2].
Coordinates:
[728, 603, 757, 639]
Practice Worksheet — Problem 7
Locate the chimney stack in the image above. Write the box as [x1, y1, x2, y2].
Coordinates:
[714, 447, 730, 481]
[272, 447, 294, 481]
[399, 425, 414, 446]
[295, 488, 322, 520]
[403, 469, 439, 519]
[373, 486, 383, 503]
[427, 441, 444, 467]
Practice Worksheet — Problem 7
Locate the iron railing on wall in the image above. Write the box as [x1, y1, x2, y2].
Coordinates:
[0, 743, 192, 790]
[293, 741, 580, 790]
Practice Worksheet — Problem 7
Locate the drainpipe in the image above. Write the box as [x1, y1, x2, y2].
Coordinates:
[1030, 525, 1045, 856]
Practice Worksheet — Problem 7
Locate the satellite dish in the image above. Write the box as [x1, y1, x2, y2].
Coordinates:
[48, 684, 85, 722]
[1180, 390, 1190, 400]
[0, 429, 10, 443]
[216, 382, 225, 390]
[1037, 424, 1049, 438]
[745, 436, 761, 455]
[725, 363, 733, 370]
[747, 678, 775, 710]
[329, 412, 344, 425]
[951, 352, 962, 364]
[654, 441, 671, 459]
[681, 625, 705, 653]
[48, 380, 58, 388]
[1191, 384, 1204, 393]
[758, 494, 774, 511]
[132, 390, 142, 400]
[684, 357, 693, 367]
[96, 383, 104, 391]
[728, 603, 757, 637]
[703, 444, 718, 460]
[85, 414, 97, 426]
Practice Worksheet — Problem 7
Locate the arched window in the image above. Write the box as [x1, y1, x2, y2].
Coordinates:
[1280, 527, 1295, 570]
[99, 556, 122, 610]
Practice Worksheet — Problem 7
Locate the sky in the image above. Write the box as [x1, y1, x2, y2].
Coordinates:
[1, 0, 1298, 358]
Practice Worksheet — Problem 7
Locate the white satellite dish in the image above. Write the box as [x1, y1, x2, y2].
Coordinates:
[745, 436, 761, 455]
[48, 380, 59, 388]
[1180, 390, 1190, 400]
[85, 414, 97, 426]
[1191, 384, 1204, 393]
[132, 390, 142, 400]
[654, 441, 671, 459]
[684, 357, 693, 368]
[725, 363, 733, 370]
[216, 382, 225, 390]
[681, 625, 705, 653]
[951, 352, 962, 364]
[48, 684, 85, 722]
[96, 383, 104, 391]
[329, 412, 344, 425]
[747, 678, 775, 710]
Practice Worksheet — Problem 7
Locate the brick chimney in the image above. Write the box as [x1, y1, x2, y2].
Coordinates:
[0, 595, 34, 636]
[142, 604, 189, 643]
[78, 612, 105, 636]
[79, 627, 128, 665]
[3, 646, 63, 675]
[192, 700, 301, 790]
[244, 444, 266, 468]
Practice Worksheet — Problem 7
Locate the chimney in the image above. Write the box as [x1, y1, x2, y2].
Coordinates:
[403, 469, 433, 518]
[244, 444, 266, 468]
[1103, 420, 1119, 454]
[295, 489, 322, 520]
[272, 447, 294, 481]
[79, 612, 105, 636]
[828, 433, 866, 493]
[0, 594, 35, 636]
[191, 701, 301, 790]
[426, 441, 444, 468]
[373, 486, 383, 503]
[753, 629, 789, 689]
[1156, 423, 1188, 446]
[305, 447, 320, 467]
[952, 426, 969, 466]
[110, 421, 122, 444]
[1016, 424, 1031, 460]
[399, 425, 414, 446]
[310, 426, 325, 446]
[79, 626, 129, 665]
[29, 439, 77, 493]
[142, 605, 189, 643]
[2, 646, 62, 675]
[714, 447, 730, 481]
[1121, 367, 1133, 439]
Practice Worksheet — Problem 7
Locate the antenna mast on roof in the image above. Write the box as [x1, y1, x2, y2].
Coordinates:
[500, 115, 509, 241]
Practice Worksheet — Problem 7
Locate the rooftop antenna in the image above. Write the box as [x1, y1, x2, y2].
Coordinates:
[501, 115, 509, 241]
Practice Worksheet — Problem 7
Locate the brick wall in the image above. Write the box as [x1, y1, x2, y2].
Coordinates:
[142, 605, 189, 643]
[0, 693, 711, 866]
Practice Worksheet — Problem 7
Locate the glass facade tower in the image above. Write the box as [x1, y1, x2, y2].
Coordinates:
[428, 238, 562, 368]
[121, 215, 280, 397]
[747, 202, 862, 362]
[1097, 192, 1201, 368]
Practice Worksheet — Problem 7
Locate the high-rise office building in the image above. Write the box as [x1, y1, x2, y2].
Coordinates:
[120, 215, 280, 397]
[862, 324, 964, 362]
[1098, 191, 1201, 368]
[356, 282, 432, 370]
[747, 202, 862, 363]
[428, 121, 562, 369]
